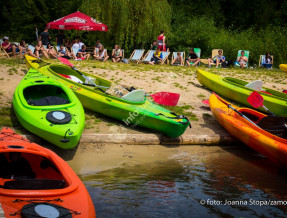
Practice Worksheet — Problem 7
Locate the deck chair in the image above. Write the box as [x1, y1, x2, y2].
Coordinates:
[140, 50, 155, 63]
[159, 51, 170, 65]
[28, 45, 35, 54]
[129, 49, 145, 63]
[259, 55, 273, 68]
[171, 52, 185, 66]
[200, 49, 223, 66]
[0, 39, 13, 58]
[186, 48, 201, 66]
[234, 50, 249, 68]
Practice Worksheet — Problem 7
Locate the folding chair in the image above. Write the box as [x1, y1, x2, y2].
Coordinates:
[171, 52, 185, 66]
[140, 50, 155, 64]
[129, 49, 145, 63]
[234, 50, 249, 68]
[259, 55, 273, 68]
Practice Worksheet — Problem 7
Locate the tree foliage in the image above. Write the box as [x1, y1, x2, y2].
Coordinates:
[80, 0, 171, 52]
[0, 0, 287, 65]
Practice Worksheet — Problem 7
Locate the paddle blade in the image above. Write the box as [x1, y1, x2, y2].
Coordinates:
[58, 57, 74, 68]
[202, 99, 210, 105]
[283, 90, 287, 94]
[247, 91, 264, 108]
[150, 92, 180, 106]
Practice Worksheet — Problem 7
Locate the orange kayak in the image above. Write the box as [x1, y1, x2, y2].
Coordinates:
[0, 128, 96, 217]
[209, 94, 287, 168]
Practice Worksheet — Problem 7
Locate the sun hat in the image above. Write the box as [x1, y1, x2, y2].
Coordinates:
[3, 36, 9, 40]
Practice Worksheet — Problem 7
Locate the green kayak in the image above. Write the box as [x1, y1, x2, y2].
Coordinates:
[13, 68, 85, 149]
[25, 56, 190, 138]
[197, 69, 287, 118]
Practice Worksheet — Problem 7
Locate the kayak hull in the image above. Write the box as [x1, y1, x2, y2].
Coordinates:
[279, 64, 287, 72]
[0, 127, 95, 217]
[209, 94, 287, 168]
[13, 68, 85, 149]
[25, 56, 190, 138]
[197, 69, 287, 118]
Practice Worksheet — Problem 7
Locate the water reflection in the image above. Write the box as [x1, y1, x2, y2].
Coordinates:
[71, 145, 287, 217]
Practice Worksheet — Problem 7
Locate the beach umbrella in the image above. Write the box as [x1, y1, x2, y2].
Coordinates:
[46, 11, 108, 32]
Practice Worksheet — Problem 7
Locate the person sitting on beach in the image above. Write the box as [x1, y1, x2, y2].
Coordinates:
[77, 45, 90, 60]
[34, 40, 49, 59]
[95, 40, 102, 49]
[58, 45, 73, 59]
[18, 40, 36, 58]
[208, 49, 226, 68]
[234, 50, 248, 68]
[46, 43, 57, 59]
[171, 52, 183, 65]
[94, 45, 109, 62]
[262, 52, 272, 69]
[65, 38, 73, 52]
[1, 36, 18, 57]
[149, 47, 163, 65]
[186, 48, 200, 67]
[112, 45, 122, 62]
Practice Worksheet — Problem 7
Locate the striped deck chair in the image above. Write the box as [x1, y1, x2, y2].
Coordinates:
[259, 55, 273, 68]
[140, 50, 155, 64]
[158, 51, 170, 65]
[28, 45, 35, 54]
[129, 49, 145, 63]
[171, 52, 185, 66]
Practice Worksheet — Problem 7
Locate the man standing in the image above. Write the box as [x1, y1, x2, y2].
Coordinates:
[39, 28, 51, 46]
[157, 30, 166, 51]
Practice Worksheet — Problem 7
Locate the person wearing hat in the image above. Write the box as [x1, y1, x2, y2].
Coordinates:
[1, 36, 19, 57]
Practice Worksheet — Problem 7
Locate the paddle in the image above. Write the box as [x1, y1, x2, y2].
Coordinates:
[58, 57, 180, 106]
[247, 91, 274, 115]
[202, 99, 210, 105]
[247, 91, 287, 129]
[213, 93, 258, 127]
[58, 57, 109, 89]
[147, 92, 180, 106]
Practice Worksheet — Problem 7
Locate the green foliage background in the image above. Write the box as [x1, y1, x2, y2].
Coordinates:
[0, 0, 287, 66]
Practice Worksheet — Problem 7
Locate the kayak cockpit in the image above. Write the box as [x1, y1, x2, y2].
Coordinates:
[239, 108, 286, 138]
[23, 84, 70, 106]
[49, 65, 111, 89]
[0, 152, 69, 190]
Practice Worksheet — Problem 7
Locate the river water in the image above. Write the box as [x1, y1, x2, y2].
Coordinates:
[66, 144, 287, 217]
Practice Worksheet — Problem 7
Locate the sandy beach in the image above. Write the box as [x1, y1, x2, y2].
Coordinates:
[0, 58, 286, 141]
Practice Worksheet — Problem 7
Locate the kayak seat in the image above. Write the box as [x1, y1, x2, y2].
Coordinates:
[27, 96, 70, 106]
[121, 89, 145, 102]
[3, 179, 65, 190]
[245, 80, 263, 91]
[256, 115, 286, 137]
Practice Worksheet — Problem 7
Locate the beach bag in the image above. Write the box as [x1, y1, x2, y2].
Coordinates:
[122, 58, 129, 64]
